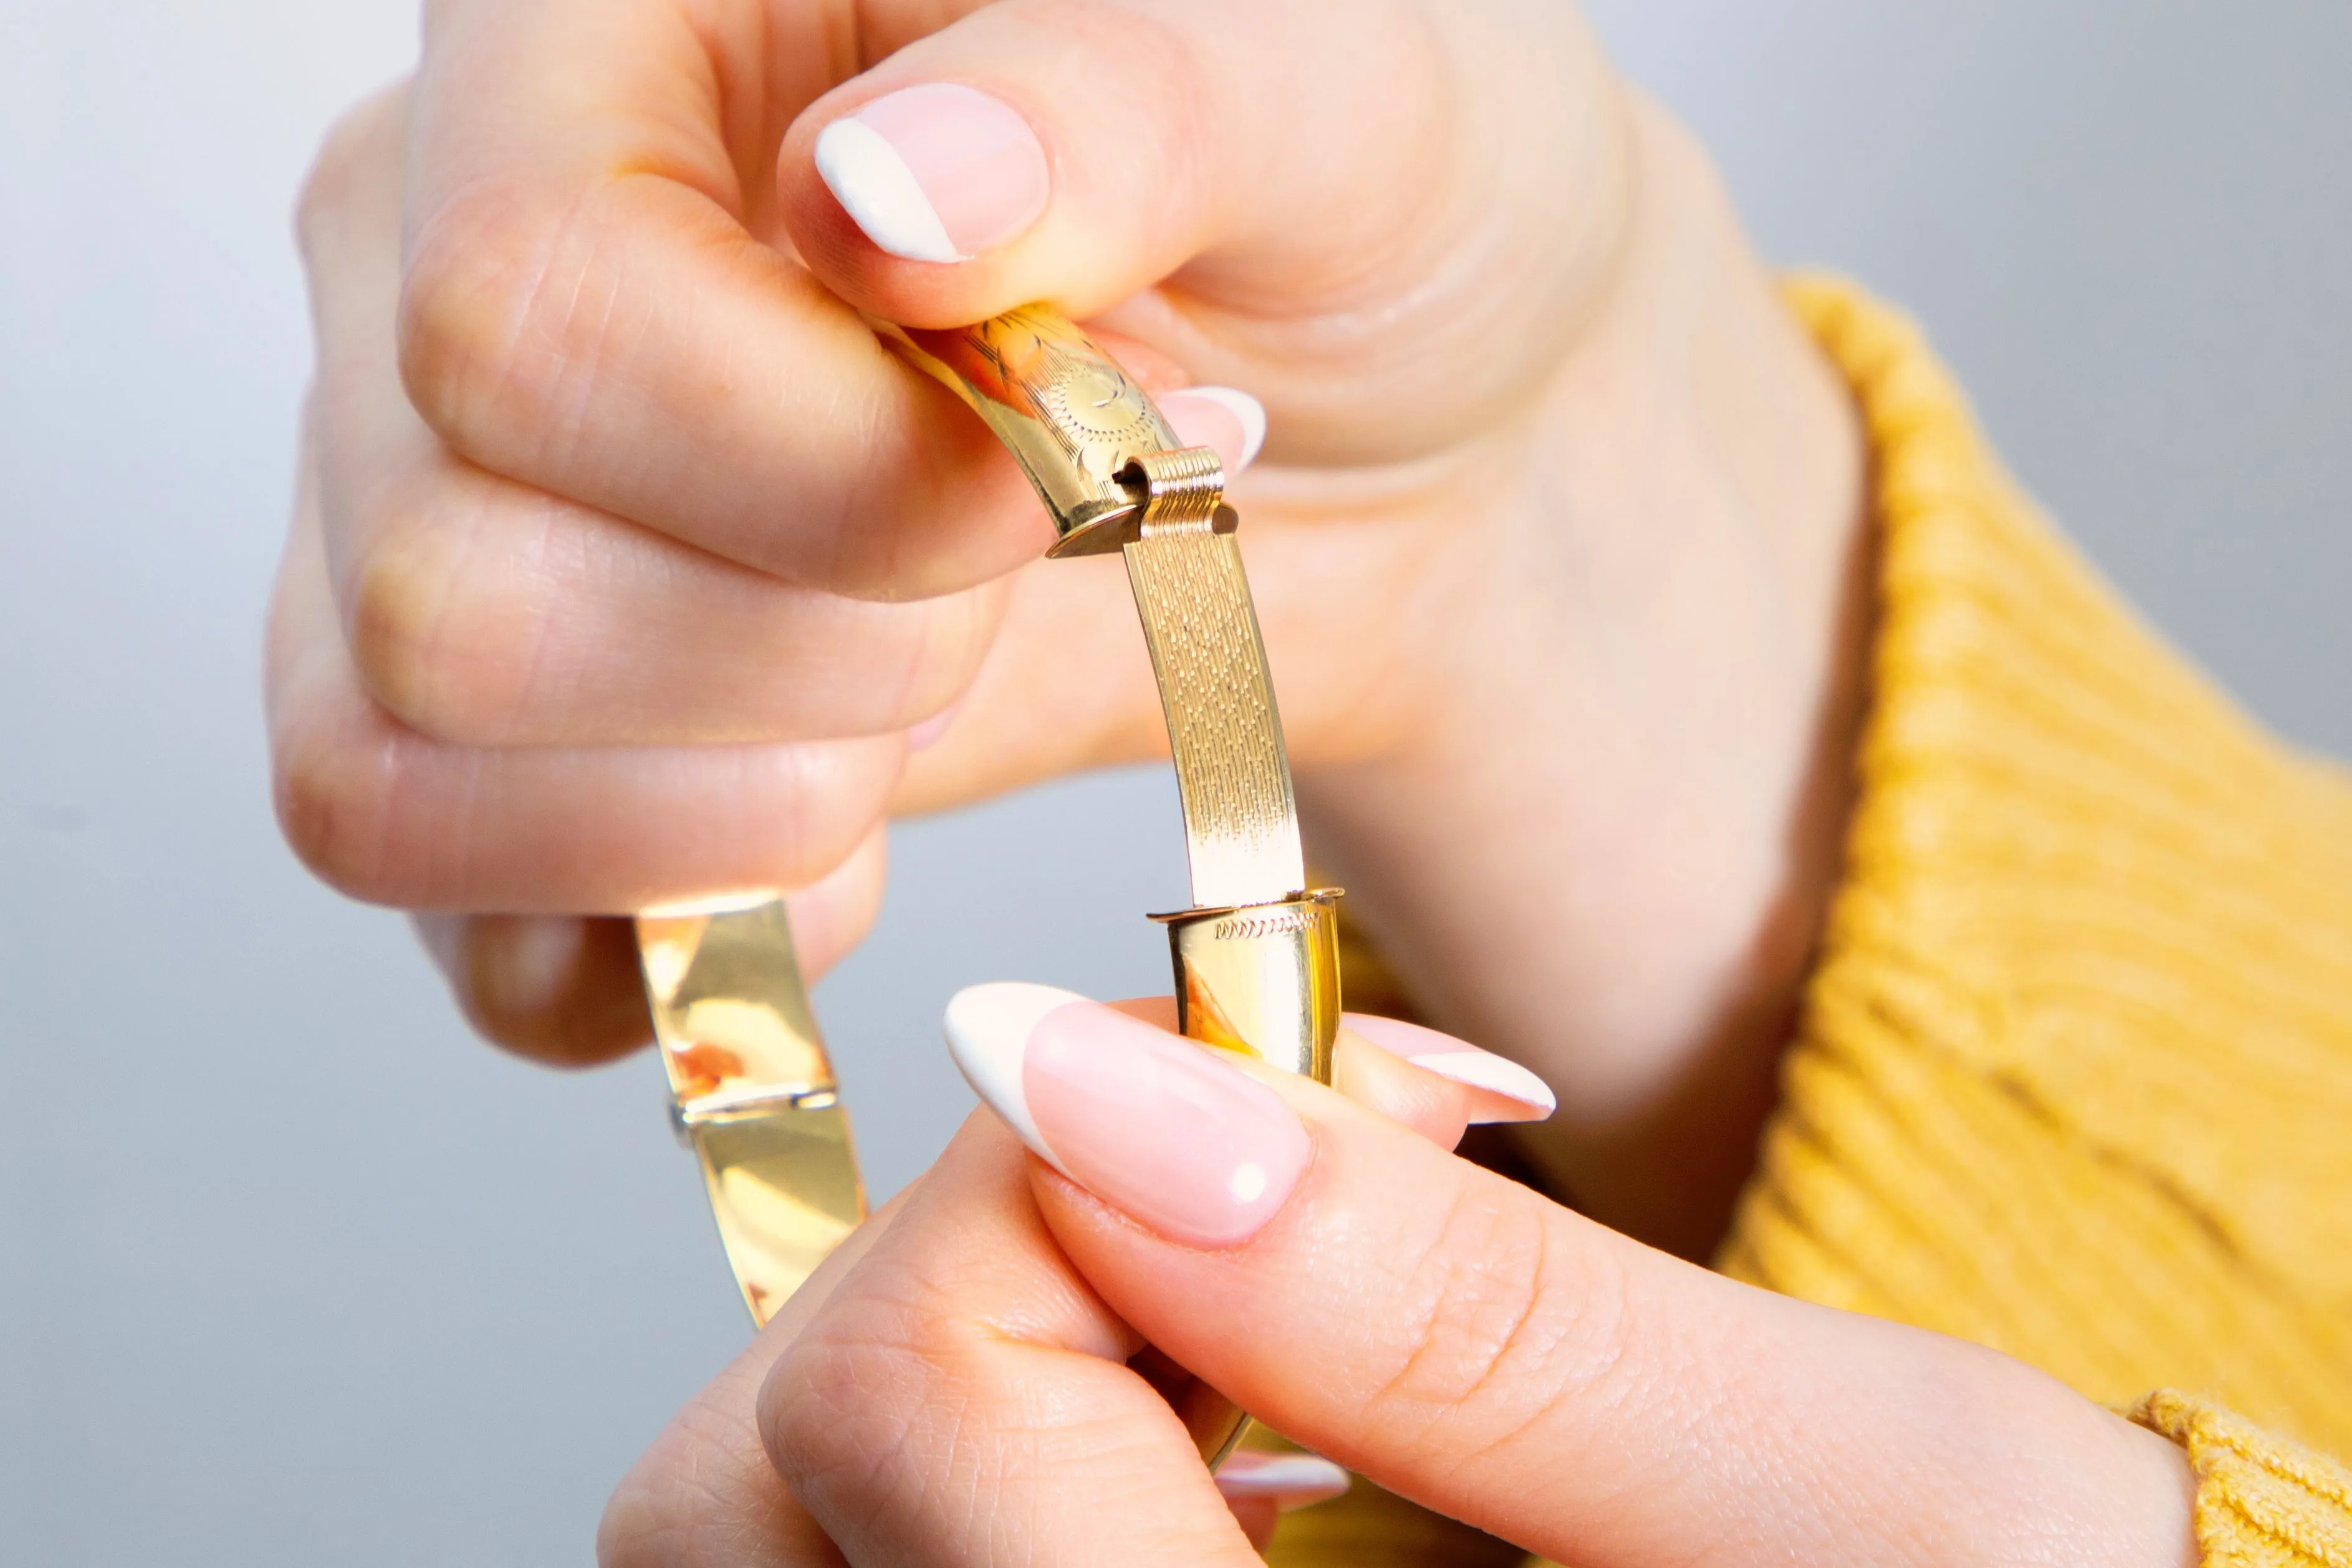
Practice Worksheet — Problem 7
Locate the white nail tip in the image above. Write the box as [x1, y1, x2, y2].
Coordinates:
[1170, 385, 1268, 469]
[1408, 1051, 1558, 1119]
[1212, 1453, 1352, 1499]
[814, 118, 962, 264]
[943, 982, 1087, 1169]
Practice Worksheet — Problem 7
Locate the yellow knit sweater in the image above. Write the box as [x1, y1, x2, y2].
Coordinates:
[1260, 281, 2352, 1567]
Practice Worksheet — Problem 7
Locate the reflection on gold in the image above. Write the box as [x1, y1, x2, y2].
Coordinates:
[638, 306, 1340, 1463]
[696, 1102, 864, 1325]
[1158, 891, 1343, 1080]
[884, 305, 1186, 555]
[637, 898, 866, 1326]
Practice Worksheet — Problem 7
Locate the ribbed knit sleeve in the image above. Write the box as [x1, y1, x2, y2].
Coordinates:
[1719, 281, 2352, 1460]
[1267, 279, 2352, 1566]
[2133, 1392, 2352, 1567]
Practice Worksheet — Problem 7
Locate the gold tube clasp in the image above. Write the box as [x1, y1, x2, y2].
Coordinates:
[1151, 889, 1344, 1082]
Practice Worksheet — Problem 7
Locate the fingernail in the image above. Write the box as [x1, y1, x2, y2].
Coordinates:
[1213, 1451, 1351, 1506]
[814, 83, 1049, 262]
[480, 915, 588, 1018]
[906, 696, 963, 752]
[1160, 387, 1269, 472]
[1343, 1014, 1557, 1124]
[944, 983, 1311, 1247]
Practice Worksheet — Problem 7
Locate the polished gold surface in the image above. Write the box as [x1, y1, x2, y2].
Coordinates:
[880, 305, 1185, 557]
[1125, 444, 1229, 529]
[639, 304, 1336, 1466]
[1156, 891, 1343, 1080]
[885, 310, 1306, 909]
[637, 899, 865, 1326]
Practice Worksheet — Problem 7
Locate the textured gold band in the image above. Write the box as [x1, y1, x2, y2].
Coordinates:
[635, 307, 1340, 1461]
[1124, 526, 1305, 907]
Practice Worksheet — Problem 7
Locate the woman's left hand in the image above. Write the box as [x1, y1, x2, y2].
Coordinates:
[607, 989, 2199, 1566]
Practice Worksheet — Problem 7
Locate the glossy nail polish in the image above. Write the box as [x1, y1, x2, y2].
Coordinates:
[814, 83, 1050, 262]
[1344, 1013, 1557, 1123]
[944, 983, 1311, 1247]
[1212, 1451, 1351, 1505]
[1159, 386, 1269, 472]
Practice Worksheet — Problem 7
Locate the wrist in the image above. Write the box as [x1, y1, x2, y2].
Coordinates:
[1299, 101, 1870, 1256]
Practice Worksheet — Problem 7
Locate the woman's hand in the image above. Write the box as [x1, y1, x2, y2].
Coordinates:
[595, 1004, 1548, 1562]
[603, 995, 2196, 1567]
[274, 0, 1868, 1254]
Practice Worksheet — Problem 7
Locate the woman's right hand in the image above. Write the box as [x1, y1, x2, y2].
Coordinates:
[274, 0, 1866, 1255]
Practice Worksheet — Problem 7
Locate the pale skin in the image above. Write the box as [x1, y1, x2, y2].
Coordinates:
[273, 0, 2201, 1559]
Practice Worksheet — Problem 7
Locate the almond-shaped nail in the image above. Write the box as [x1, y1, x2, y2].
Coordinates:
[1212, 1451, 1351, 1506]
[1159, 387, 1268, 472]
[813, 83, 1049, 262]
[1343, 1014, 1557, 1124]
[944, 983, 1311, 1247]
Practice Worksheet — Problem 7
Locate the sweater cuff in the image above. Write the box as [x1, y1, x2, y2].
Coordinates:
[1722, 279, 2352, 1440]
[2133, 1392, 2352, 1567]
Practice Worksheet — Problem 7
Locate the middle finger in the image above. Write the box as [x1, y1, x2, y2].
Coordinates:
[397, 0, 1045, 601]
[267, 483, 900, 911]
[303, 85, 1006, 750]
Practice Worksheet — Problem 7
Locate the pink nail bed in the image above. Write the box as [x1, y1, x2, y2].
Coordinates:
[1023, 1001, 1310, 1247]
[840, 83, 1049, 257]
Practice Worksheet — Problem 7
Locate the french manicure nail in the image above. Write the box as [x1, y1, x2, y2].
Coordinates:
[1343, 1014, 1557, 1124]
[944, 983, 1311, 1247]
[1160, 387, 1269, 472]
[1212, 1451, 1352, 1505]
[814, 83, 1049, 262]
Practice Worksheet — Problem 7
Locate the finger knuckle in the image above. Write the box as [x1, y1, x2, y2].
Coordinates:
[757, 1246, 1025, 1538]
[596, 1395, 777, 1568]
[396, 183, 608, 476]
[345, 503, 545, 746]
[295, 85, 403, 266]
[271, 692, 408, 904]
[1368, 1192, 1637, 1458]
[761, 1319, 946, 1519]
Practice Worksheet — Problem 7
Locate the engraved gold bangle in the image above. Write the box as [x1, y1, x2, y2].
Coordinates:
[634, 304, 1338, 1465]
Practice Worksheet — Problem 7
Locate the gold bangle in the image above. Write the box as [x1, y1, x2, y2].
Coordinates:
[635, 304, 1338, 1465]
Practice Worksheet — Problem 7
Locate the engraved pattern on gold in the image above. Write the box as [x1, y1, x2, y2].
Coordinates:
[1123, 526, 1305, 909]
[884, 306, 1181, 553]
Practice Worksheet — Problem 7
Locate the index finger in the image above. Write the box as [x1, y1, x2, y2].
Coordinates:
[946, 988, 2201, 1567]
[396, 0, 1045, 598]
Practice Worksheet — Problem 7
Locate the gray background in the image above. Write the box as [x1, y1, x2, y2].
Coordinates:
[2, 2, 2345, 1562]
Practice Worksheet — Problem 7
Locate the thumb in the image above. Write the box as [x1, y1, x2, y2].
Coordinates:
[776, 0, 1630, 463]
[945, 985, 2200, 1568]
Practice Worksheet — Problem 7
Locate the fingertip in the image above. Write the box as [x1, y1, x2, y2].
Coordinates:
[1344, 1014, 1556, 1124]
[813, 117, 963, 263]
[805, 83, 1050, 265]
[1160, 386, 1268, 472]
[417, 912, 653, 1067]
[942, 980, 1090, 1160]
[779, 827, 890, 983]
[1214, 1450, 1351, 1505]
